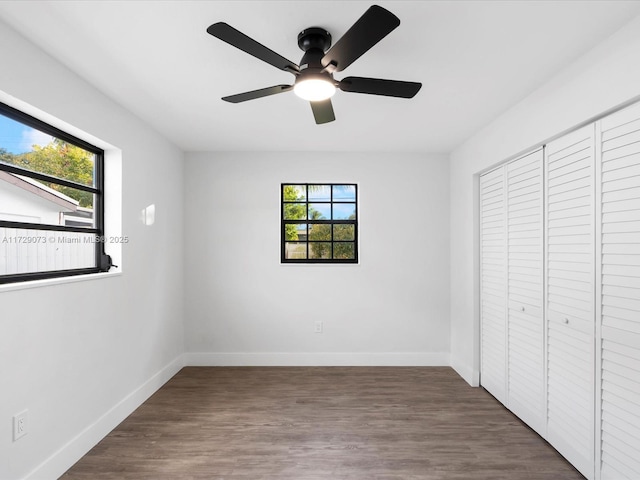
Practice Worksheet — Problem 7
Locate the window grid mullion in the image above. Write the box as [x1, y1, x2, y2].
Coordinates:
[330, 186, 334, 259]
[0, 221, 100, 234]
[0, 162, 99, 194]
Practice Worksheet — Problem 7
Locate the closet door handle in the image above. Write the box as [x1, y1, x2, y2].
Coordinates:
[564, 318, 569, 324]
[521, 306, 525, 312]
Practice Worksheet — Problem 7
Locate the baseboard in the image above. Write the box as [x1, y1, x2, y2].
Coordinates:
[450, 359, 480, 387]
[24, 354, 185, 480]
[185, 352, 450, 367]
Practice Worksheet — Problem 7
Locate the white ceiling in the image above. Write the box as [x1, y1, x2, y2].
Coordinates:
[0, 1, 639, 153]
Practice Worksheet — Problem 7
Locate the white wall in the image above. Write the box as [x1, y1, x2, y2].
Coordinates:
[0, 19, 184, 480]
[449, 15, 640, 385]
[184, 152, 450, 366]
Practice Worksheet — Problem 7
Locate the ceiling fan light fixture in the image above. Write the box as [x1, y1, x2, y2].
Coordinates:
[294, 78, 336, 101]
[207, 5, 421, 124]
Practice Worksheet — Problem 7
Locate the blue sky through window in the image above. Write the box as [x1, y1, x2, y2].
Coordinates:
[333, 203, 356, 219]
[0, 114, 53, 154]
[309, 185, 331, 202]
[333, 184, 355, 202]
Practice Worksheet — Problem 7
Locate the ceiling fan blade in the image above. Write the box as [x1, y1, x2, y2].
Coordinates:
[310, 99, 335, 124]
[222, 85, 293, 103]
[207, 22, 300, 74]
[338, 77, 422, 98]
[321, 5, 400, 73]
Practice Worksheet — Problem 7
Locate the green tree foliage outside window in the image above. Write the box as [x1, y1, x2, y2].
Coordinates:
[283, 185, 305, 241]
[0, 139, 95, 208]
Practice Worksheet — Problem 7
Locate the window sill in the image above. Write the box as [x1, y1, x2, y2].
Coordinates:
[280, 262, 360, 266]
[0, 270, 122, 293]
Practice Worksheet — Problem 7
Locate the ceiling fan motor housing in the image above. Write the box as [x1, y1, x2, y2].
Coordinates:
[297, 27, 334, 84]
[298, 27, 331, 53]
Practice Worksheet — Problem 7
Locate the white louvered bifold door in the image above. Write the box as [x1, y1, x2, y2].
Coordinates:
[545, 125, 595, 480]
[480, 166, 507, 404]
[506, 150, 545, 435]
[598, 102, 640, 480]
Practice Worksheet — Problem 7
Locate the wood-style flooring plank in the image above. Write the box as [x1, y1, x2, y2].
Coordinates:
[61, 367, 584, 479]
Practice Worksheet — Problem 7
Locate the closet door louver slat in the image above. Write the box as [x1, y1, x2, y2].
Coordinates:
[599, 102, 640, 480]
[546, 125, 595, 480]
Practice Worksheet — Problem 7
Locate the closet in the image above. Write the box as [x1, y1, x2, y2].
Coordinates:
[480, 101, 640, 480]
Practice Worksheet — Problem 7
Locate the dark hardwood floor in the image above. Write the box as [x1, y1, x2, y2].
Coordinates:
[62, 367, 583, 479]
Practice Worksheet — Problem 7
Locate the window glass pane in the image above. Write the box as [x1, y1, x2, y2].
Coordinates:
[308, 185, 331, 201]
[333, 203, 356, 220]
[333, 185, 355, 202]
[0, 171, 96, 228]
[0, 227, 96, 275]
[284, 224, 306, 241]
[283, 184, 306, 201]
[0, 113, 95, 187]
[284, 242, 306, 259]
[308, 223, 331, 241]
[309, 203, 330, 220]
[333, 224, 355, 241]
[309, 242, 331, 259]
[283, 203, 306, 220]
[333, 242, 355, 260]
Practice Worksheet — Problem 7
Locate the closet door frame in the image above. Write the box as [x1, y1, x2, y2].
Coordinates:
[594, 120, 603, 480]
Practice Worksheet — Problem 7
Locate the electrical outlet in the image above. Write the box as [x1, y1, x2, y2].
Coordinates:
[13, 410, 28, 441]
[314, 320, 323, 333]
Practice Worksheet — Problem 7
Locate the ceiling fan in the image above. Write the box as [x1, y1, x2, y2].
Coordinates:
[206, 5, 422, 124]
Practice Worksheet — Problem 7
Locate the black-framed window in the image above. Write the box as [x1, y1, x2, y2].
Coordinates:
[281, 183, 358, 263]
[0, 101, 109, 284]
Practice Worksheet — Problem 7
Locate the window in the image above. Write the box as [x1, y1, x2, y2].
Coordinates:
[0, 101, 110, 284]
[281, 183, 358, 263]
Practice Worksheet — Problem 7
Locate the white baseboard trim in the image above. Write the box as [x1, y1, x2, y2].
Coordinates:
[185, 352, 450, 367]
[450, 359, 480, 387]
[24, 354, 185, 480]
